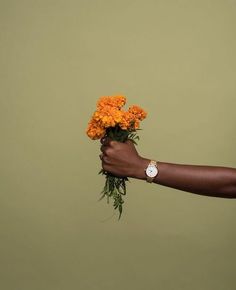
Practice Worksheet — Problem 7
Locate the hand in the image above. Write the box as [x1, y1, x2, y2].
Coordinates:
[100, 138, 149, 179]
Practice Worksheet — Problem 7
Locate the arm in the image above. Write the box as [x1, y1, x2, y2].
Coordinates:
[100, 139, 236, 199]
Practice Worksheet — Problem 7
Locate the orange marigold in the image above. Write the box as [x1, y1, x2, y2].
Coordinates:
[128, 105, 147, 121]
[93, 106, 123, 128]
[86, 96, 147, 139]
[119, 111, 135, 130]
[97, 95, 126, 110]
[86, 120, 105, 140]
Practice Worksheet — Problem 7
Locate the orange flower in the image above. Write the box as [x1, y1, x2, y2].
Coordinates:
[86, 119, 105, 140]
[86, 95, 147, 139]
[97, 95, 126, 110]
[128, 105, 147, 121]
[119, 111, 134, 130]
[93, 106, 123, 128]
[119, 107, 146, 130]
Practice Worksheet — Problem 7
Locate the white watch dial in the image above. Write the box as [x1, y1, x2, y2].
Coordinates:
[146, 165, 158, 178]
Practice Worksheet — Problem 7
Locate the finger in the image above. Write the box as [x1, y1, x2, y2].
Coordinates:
[100, 137, 106, 144]
[100, 153, 109, 163]
[100, 136, 111, 145]
[100, 145, 108, 154]
[101, 154, 110, 165]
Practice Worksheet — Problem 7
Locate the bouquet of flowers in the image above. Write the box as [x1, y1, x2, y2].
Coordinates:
[86, 95, 147, 219]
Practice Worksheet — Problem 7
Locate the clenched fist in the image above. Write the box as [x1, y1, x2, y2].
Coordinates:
[100, 138, 149, 179]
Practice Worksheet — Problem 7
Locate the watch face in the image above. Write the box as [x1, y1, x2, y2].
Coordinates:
[146, 165, 158, 178]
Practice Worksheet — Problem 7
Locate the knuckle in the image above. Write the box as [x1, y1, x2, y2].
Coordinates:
[101, 146, 108, 155]
[100, 137, 106, 144]
[105, 148, 113, 157]
[110, 140, 119, 147]
[102, 162, 109, 171]
[103, 155, 110, 164]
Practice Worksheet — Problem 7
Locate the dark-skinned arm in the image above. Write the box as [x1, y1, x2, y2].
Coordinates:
[100, 139, 236, 199]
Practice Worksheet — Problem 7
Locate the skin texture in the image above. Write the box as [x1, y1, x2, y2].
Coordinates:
[100, 138, 236, 199]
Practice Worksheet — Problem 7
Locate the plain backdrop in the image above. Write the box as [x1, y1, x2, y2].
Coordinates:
[0, 0, 236, 289]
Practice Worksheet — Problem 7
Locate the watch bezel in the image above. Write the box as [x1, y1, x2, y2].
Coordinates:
[146, 165, 158, 178]
[145, 160, 159, 181]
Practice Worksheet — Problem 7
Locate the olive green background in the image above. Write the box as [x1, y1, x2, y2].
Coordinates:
[1, 0, 236, 289]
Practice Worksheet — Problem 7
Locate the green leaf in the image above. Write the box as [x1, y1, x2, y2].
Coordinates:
[118, 205, 123, 220]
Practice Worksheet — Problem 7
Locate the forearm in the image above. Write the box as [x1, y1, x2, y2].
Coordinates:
[139, 161, 236, 198]
[100, 139, 236, 198]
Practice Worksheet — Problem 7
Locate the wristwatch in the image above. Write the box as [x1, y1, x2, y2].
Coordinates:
[145, 160, 159, 183]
